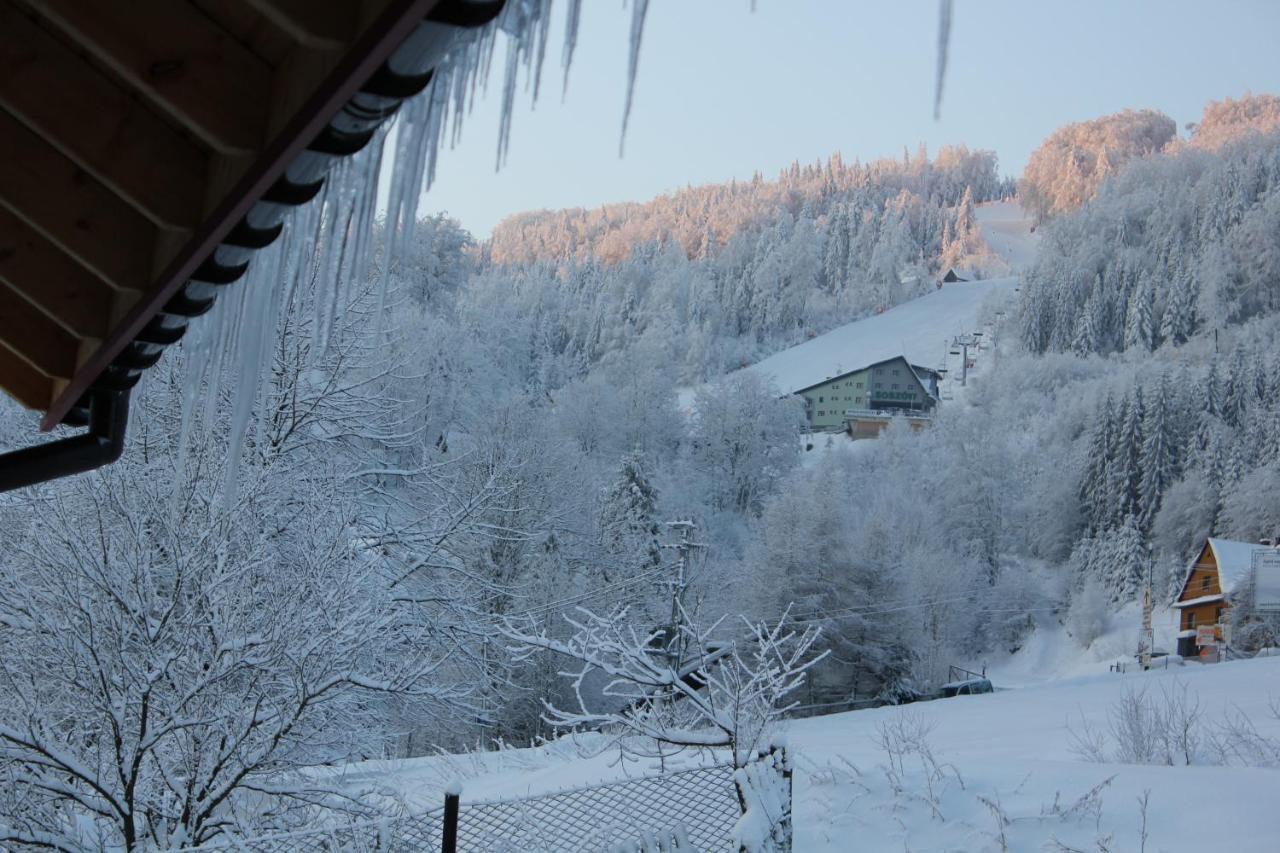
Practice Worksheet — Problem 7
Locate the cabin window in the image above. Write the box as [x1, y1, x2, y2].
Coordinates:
[1187, 611, 1196, 628]
[1215, 606, 1224, 623]
[1201, 575, 1212, 591]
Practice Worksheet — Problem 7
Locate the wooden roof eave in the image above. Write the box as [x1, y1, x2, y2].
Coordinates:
[0, 0, 508, 490]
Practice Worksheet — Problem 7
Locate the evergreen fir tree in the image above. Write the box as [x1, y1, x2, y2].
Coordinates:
[599, 450, 663, 584]
[1080, 394, 1117, 534]
[1108, 390, 1144, 528]
[1139, 374, 1178, 531]
[1123, 274, 1156, 352]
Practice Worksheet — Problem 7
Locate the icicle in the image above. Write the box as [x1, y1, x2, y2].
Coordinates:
[933, 0, 953, 120]
[169, 0, 587, 506]
[530, 0, 554, 103]
[222, 238, 285, 509]
[619, 0, 650, 156]
[561, 0, 583, 98]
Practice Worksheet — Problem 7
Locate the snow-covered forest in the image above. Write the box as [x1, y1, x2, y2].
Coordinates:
[4, 81, 1280, 848]
[476, 147, 1010, 383]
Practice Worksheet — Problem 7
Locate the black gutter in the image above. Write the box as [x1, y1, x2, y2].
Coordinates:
[0, 0, 505, 492]
[0, 389, 129, 492]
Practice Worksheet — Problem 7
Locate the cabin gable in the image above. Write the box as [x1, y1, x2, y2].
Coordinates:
[1177, 542, 1222, 602]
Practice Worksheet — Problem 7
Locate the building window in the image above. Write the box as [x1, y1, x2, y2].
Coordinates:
[1187, 611, 1196, 628]
[1215, 606, 1224, 623]
[893, 368, 900, 376]
[856, 381, 863, 389]
[819, 396, 824, 403]
[1201, 575, 1212, 591]
[855, 396, 863, 405]
[892, 383, 899, 390]
[874, 382, 882, 389]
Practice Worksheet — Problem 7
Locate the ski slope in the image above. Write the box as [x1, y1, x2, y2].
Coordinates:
[738, 277, 1016, 396]
[321, 656, 1280, 851]
[976, 199, 1039, 270]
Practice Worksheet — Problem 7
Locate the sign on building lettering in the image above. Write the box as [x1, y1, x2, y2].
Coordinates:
[1196, 624, 1218, 647]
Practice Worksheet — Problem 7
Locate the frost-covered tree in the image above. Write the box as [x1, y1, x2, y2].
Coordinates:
[688, 373, 804, 515]
[1019, 108, 1176, 222]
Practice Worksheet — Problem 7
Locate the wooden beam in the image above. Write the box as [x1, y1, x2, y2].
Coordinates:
[25, 0, 274, 154]
[0, 206, 115, 339]
[43, 0, 441, 431]
[190, 0, 298, 67]
[243, 0, 357, 50]
[0, 4, 209, 230]
[0, 342, 51, 410]
[0, 283, 79, 379]
[0, 107, 161, 292]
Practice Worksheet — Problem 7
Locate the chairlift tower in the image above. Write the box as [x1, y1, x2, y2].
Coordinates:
[951, 333, 981, 387]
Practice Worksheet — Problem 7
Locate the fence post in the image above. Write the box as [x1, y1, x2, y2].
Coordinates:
[778, 743, 793, 853]
[442, 786, 460, 853]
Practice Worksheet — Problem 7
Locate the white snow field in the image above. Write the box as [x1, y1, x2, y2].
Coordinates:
[326, 657, 1280, 851]
[790, 656, 1280, 852]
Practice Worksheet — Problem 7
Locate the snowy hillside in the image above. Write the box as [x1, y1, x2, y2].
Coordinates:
[734, 277, 1016, 397]
[975, 200, 1039, 270]
[328, 656, 1280, 852]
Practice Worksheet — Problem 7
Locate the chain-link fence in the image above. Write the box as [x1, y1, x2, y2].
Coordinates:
[176, 810, 441, 853]
[452, 763, 739, 852]
[183, 760, 752, 852]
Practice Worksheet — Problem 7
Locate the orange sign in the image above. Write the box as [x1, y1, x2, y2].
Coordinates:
[1196, 625, 1218, 646]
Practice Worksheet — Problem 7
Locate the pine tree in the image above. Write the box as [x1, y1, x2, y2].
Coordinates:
[1139, 374, 1178, 531]
[1108, 390, 1144, 528]
[599, 450, 663, 585]
[1073, 283, 1105, 356]
[1221, 342, 1248, 427]
[1160, 272, 1196, 345]
[1080, 394, 1117, 534]
[1106, 515, 1150, 602]
[1123, 274, 1156, 352]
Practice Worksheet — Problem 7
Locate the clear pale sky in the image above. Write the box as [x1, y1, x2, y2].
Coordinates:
[413, 0, 1280, 237]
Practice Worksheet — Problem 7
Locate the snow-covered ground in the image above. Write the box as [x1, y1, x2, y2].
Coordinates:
[979, 601, 1182, 690]
[975, 200, 1039, 271]
[792, 656, 1280, 852]
[325, 656, 1280, 851]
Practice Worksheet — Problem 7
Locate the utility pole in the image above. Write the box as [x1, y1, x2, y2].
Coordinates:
[661, 520, 704, 671]
[951, 333, 980, 387]
[1139, 550, 1154, 670]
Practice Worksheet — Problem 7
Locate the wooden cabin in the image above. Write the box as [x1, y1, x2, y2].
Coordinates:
[1172, 538, 1280, 658]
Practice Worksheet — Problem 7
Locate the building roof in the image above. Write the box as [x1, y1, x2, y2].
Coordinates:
[0, 0, 504, 490]
[1207, 538, 1273, 594]
[791, 355, 914, 396]
[1177, 538, 1280, 607]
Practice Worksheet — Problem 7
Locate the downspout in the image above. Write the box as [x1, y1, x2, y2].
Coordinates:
[0, 389, 129, 492]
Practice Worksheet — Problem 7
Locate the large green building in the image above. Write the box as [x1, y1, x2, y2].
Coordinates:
[795, 356, 940, 431]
